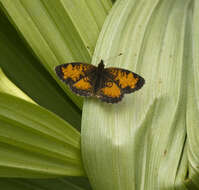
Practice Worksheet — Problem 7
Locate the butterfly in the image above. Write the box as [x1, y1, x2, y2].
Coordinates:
[55, 60, 145, 103]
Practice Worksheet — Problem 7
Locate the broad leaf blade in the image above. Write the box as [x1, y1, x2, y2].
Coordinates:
[0, 93, 84, 178]
[82, 0, 195, 189]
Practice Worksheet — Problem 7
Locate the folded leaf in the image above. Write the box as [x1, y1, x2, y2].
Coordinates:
[0, 69, 35, 104]
[0, 9, 81, 130]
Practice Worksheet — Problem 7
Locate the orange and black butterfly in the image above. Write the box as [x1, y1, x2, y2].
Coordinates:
[55, 60, 145, 103]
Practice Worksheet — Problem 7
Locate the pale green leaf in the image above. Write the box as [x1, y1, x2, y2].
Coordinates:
[82, 0, 196, 189]
[0, 92, 84, 178]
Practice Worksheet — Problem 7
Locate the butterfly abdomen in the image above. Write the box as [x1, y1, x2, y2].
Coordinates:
[93, 70, 104, 94]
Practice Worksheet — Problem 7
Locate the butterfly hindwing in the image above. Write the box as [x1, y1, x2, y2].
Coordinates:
[96, 78, 123, 103]
[70, 76, 94, 96]
[105, 67, 145, 94]
[55, 62, 96, 97]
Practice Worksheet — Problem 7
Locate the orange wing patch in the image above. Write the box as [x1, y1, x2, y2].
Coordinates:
[61, 64, 86, 82]
[97, 81, 123, 103]
[108, 69, 138, 88]
[101, 82, 121, 98]
[116, 72, 138, 88]
[73, 77, 92, 90]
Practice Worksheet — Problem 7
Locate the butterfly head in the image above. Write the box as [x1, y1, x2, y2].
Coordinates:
[98, 60, 105, 70]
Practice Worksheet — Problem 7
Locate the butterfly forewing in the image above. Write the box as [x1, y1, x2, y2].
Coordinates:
[55, 62, 96, 96]
[104, 67, 145, 94]
[55, 62, 96, 83]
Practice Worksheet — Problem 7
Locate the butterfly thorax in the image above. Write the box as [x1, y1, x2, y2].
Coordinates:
[92, 60, 105, 94]
[97, 60, 105, 71]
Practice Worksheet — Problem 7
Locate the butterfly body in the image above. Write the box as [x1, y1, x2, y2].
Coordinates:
[90, 60, 105, 94]
[55, 60, 145, 103]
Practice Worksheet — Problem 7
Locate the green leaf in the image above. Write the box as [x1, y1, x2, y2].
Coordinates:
[82, 0, 196, 189]
[0, 8, 81, 130]
[0, 92, 84, 178]
[0, 0, 112, 109]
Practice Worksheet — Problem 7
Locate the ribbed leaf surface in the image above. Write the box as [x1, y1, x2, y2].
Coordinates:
[0, 93, 84, 178]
